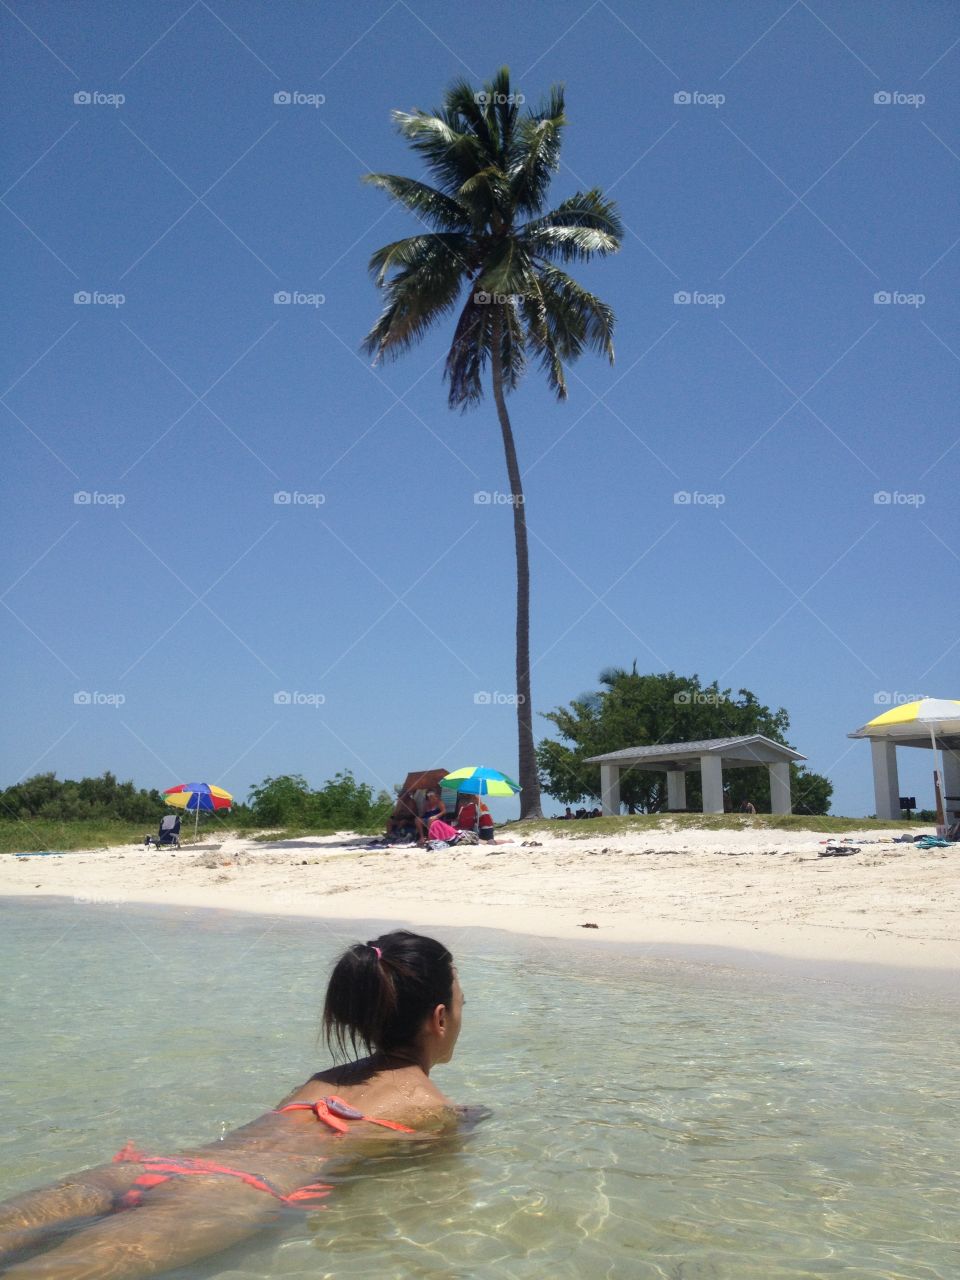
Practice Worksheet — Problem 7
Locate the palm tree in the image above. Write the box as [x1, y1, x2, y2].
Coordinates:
[362, 67, 622, 819]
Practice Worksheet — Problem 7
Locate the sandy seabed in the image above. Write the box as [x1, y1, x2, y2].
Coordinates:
[3, 822, 958, 989]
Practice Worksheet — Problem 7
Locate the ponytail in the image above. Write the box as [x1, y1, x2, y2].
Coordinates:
[322, 930, 454, 1060]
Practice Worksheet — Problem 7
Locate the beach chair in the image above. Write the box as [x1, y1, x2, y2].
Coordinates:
[146, 814, 181, 849]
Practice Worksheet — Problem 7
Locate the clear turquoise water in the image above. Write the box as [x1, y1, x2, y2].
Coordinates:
[1, 897, 958, 1279]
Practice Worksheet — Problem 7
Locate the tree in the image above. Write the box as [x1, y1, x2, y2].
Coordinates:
[362, 68, 622, 819]
[537, 665, 833, 814]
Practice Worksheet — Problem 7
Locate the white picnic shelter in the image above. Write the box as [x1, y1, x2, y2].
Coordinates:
[585, 735, 806, 815]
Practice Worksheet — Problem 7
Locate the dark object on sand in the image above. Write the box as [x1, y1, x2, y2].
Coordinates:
[145, 814, 181, 849]
[580, 922, 599, 929]
[818, 845, 859, 857]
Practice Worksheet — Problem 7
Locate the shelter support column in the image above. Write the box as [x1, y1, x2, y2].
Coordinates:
[666, 769, 687, 811]
[870, 739, 900, 820]
[600, 763, 620, 816]
[942, 749, 960, 824]
[700, 754, 724, 814]
[768, 761, 792, 815]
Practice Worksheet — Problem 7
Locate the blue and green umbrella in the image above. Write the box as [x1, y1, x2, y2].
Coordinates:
[440, 767, 520, 797]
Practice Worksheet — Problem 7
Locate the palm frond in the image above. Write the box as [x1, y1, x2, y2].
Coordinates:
[444, 294, 493, 408]
[362, 174, 471, 231]
[538, 265, 616, 362]
[508, 85, 565, 215]
[361, 236, 469, 363]
[521, 189, 623, 261]
[367, 233, 474, 286]
[391, 110, 486, 195]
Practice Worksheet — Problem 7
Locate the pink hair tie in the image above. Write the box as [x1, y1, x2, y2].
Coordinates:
[369, 944, 382, 959]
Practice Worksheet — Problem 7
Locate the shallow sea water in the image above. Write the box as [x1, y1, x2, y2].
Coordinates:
[0, 897, 957, 1279]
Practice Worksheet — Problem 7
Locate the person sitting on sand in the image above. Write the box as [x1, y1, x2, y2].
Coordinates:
[455, 793, 491, 834]
[0, 931, 469, 1280]
[414, 789, 446, 842]
[386, 792, 419, 841]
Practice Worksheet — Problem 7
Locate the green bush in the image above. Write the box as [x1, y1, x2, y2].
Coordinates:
[244, 772, 393, 832]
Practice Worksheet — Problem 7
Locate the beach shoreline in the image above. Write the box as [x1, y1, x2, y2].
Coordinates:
[2, 823, 957, 989]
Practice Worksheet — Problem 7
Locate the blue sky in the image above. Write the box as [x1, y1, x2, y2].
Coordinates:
[2, 0, 957, 819]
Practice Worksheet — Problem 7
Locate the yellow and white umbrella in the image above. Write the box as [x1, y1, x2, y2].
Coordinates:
[853, 698, 960, 820]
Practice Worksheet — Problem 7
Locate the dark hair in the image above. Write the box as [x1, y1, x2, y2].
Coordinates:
[322, 930, 454, 1060]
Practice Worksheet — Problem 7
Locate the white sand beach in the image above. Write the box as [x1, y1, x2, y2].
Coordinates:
[2, 824, 957, 980]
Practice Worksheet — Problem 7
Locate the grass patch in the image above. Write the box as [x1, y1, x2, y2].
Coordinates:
[0, 819, 225, 855]
[503, 813, 929, 840]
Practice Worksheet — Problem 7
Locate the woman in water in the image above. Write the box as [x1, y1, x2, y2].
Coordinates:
[0, 930, 466, 1279]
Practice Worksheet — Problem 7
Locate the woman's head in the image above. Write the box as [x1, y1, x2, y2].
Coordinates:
[323, 930, 460, 1065]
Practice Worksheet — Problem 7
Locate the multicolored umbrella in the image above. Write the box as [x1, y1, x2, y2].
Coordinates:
[440, 767, 520, 797]
[163, 783, 233, 839]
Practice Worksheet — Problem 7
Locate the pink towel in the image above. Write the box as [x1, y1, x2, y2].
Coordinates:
[428, 819, 459, 842]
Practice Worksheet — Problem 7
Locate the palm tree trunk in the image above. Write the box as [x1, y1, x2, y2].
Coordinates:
[491, 312, 542, 819]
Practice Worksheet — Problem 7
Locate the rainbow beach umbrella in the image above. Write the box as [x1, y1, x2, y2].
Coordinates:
[163, 782, 233, 839]
[440, 767, 520, 798]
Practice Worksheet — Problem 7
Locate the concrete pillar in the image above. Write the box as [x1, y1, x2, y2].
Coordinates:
[942, 749, 960, 823]
[700, 754, 724, 814]
[768, 761, 792, 815]
[666, 770, 687, 811]
[870, 738, 900, 820]
[600, 763, 620, 816]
